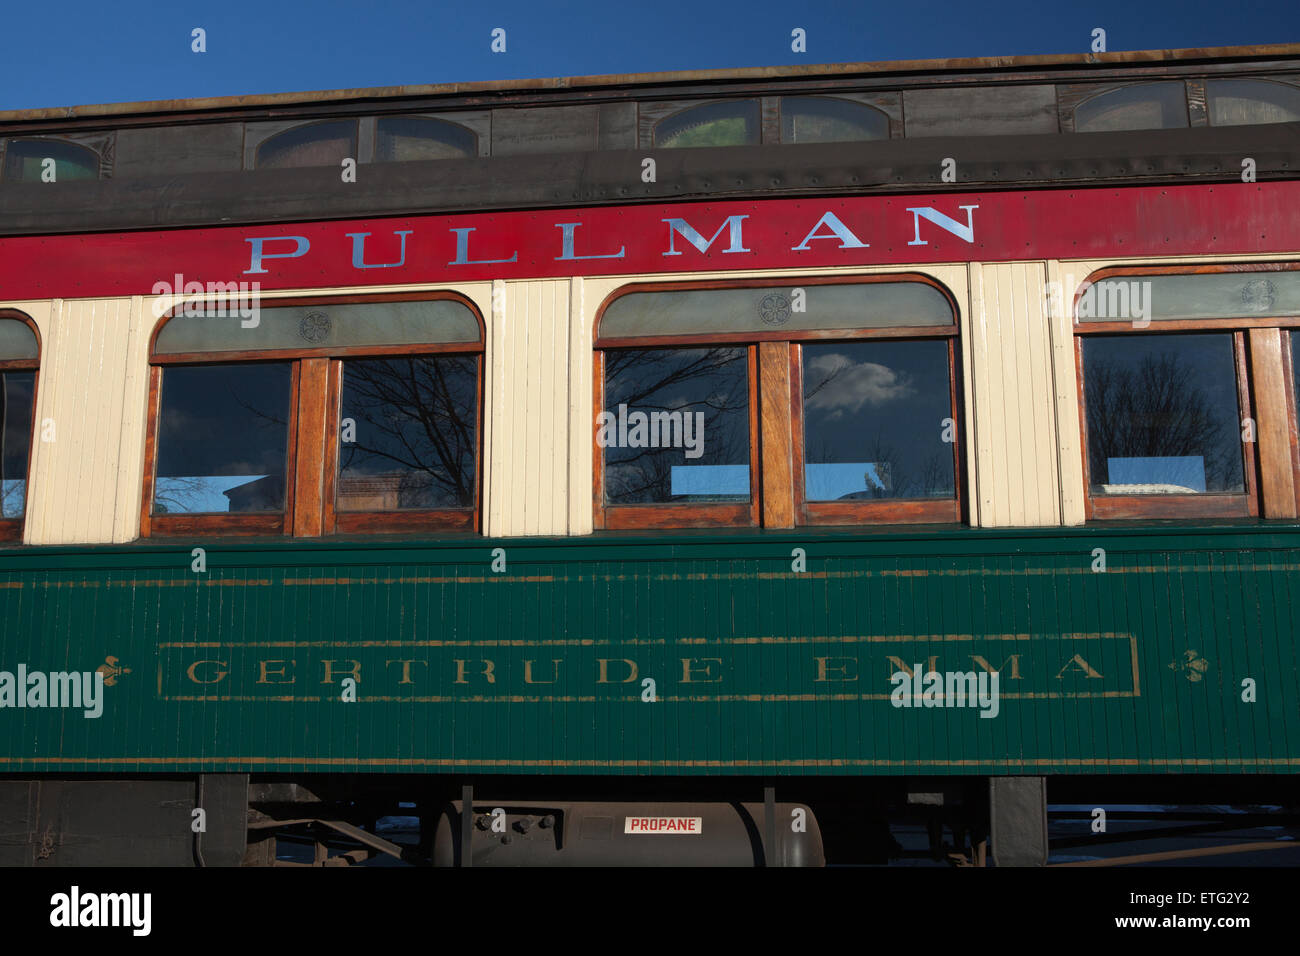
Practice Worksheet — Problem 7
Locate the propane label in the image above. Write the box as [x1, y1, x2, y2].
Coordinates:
[624, 816, 703, 834]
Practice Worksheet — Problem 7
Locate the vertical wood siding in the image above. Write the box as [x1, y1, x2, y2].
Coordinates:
[966, 262, 1062, 527]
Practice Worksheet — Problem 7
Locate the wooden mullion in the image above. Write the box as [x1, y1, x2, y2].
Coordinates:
[321, 359, 343, 535]
[1247, 328, 1298, 518]
[291, 358, 329, 536]
[1235, 332, 1261, 517]
[758, 341, 794, 528]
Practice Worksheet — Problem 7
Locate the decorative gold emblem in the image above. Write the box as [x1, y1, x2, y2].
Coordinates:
[1168, 650, 1209, 682]
[97, 656, 132, 686]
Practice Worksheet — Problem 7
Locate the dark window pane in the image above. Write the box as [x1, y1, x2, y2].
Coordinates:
[1293, 332, 1300, 429]
[154, 364, 292, 514]
[1208, 79, 1300, 126]
[780, 96, 889, 143]
[376, 116, 476, 161]
[2, 139, 98, 181]
[802, 341, 954, 501]
[602, 348, 749, 504]
[256, 121, 357, 169]
[1083, 334, 1243, 495]
[338, 356, 478, 511]
[655, 101, 760, 148]
[0, 371, 35, 519]
[1074, 82, 1188, 132]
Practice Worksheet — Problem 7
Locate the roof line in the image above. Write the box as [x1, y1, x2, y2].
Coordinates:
[3, 43, 1300, 123]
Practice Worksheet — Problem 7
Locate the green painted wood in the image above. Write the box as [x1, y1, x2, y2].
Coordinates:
[0, 524, 1297, 775]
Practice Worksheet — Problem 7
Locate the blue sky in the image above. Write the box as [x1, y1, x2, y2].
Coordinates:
[3, 0, 1299, 111]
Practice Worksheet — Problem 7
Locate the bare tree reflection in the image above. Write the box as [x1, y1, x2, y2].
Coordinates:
[1085, 353, 1234, 490]
[604, 348, 748, 503]
[338, 356, 477, 508]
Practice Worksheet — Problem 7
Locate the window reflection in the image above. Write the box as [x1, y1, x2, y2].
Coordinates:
[602, 348, 749, 503]
[154, 363, 292, 514]
[802, 341, 954, 501]
[654, 101, 760, 148]
[0, 371, 35, 519]
[1074, 82, 1188, 132]
[375, 116, 476, 161]
[780, 97, 889, 143]
[256, 121, 357, 169]
[1083, 334, 1243, 495]
[2, 140, 98, 181]
[1207, 79, 1300, 126]
[337, 356, 478, 511]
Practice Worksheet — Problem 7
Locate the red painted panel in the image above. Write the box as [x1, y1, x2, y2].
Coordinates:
[0, 182, 1297, 299]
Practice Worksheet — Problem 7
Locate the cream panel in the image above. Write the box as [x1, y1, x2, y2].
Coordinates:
[24, 298, 141, 544]
[965, 262, 1061, 528]
[484, 278, 575, 537]
[1046, 260, 1086, 526]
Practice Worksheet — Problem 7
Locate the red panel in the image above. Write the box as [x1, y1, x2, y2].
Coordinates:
[1, 182, 1298, 299]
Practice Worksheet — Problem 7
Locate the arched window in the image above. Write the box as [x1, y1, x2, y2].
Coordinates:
[594, 277, 962, 530]
[1, 139, 99, 181]
[779, 96, 890, 143]
[0, 312, 40, 540]
[1207, 79, 1300, 126]
[145, 293, 484, 536]
[255, 120, 358, 169]
[1074, 265, 1300, 520]
[375, 116, 477, 161]
[654, 100, 761, 148]
[1074, 82, 1189, 132]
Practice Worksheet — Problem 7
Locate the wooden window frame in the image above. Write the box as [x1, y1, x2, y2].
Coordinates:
[0, 310, 41, 543]
[142, 291, 484, 538]
[593, 275, 964, 531]
[1073, 262, 1300, 522]
[792, 335, 964, 526]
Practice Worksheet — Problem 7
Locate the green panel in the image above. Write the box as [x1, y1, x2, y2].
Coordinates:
[0, 524, 1298, 776]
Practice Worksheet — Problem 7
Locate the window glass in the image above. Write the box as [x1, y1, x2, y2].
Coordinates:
[256, 121, 357, 169]
[1293, 331, 1300, 424]
[0, 371, 35, 519]
[338, 356, 478, 511]
[376, 116, 476, 161]
[155, 299, 481, 355]
[802, 341, 954, 500]
[0, 319, 39, 360]
[780, 97, 889, 143]
[2, 139, 98, 181]
[153, 363, 293, 514]
[1076, 271, 1300, 323]
[1074, 82, 1188, 132]
[600, 282, 953, 340]
[655, 101, 760, 148]
[1207, 79, 1300, 126]
[602, 347, 749, 504]
[1083, 334, 1243, 495]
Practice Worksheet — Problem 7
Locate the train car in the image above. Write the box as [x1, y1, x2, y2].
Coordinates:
[1, 43, 1299, 867]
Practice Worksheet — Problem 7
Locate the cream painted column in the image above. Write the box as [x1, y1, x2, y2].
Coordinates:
[484, 278, 576, 537]
[964, 262, 1063, 527]
[25, 296, 149, 544]
[1045, 261, 1086, 525]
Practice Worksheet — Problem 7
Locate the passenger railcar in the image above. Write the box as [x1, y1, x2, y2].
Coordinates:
[1, 43, 1300, 866]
